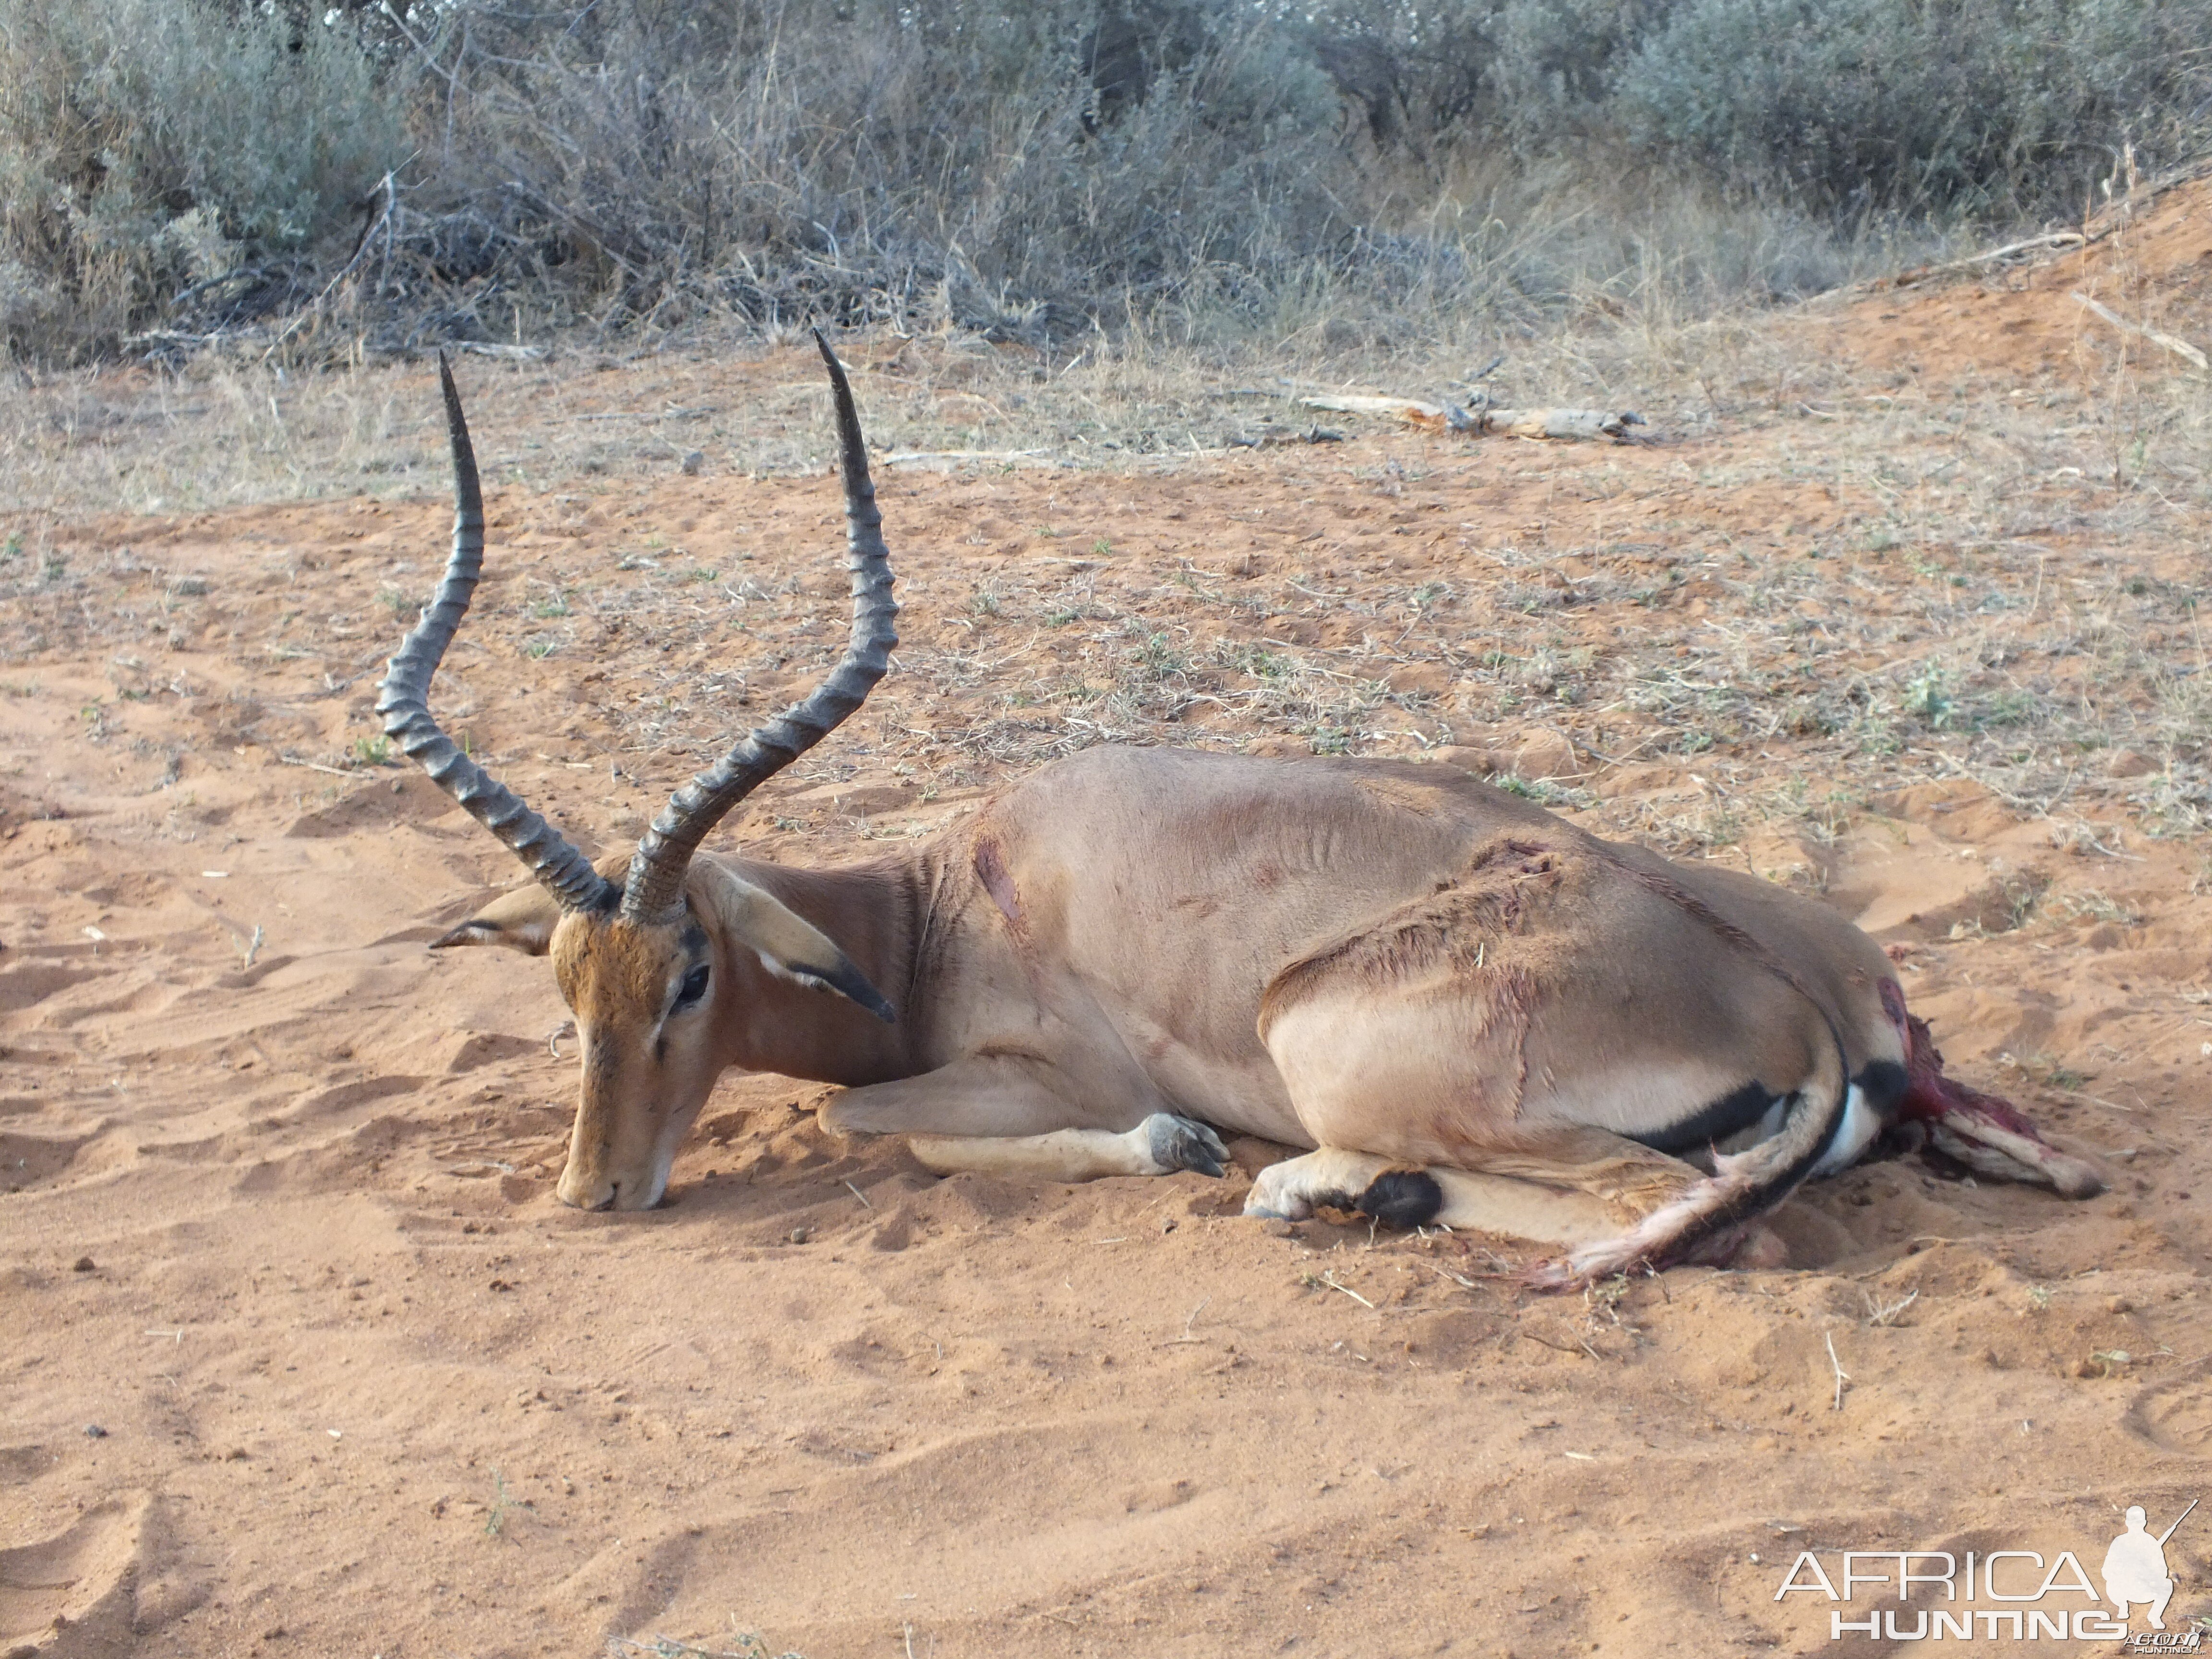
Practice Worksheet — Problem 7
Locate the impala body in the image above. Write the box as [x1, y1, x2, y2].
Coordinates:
[385, 337, 2100, 1286]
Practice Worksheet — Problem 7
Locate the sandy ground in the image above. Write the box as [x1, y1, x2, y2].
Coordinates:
[4, 181, 2212, 1658]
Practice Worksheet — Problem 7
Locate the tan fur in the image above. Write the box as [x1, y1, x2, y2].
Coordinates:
[440, 746, 1917, 1280]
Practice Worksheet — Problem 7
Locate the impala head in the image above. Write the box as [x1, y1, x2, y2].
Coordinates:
[380, 334, 897, 1210]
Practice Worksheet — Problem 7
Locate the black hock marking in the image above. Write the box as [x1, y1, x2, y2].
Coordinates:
[1629, 1080, 1775, 1156]
[1355, 1169, 1445, 1229]
[1853, 1058, 1908, 1120]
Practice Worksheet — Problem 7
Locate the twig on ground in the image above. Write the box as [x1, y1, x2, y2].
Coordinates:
[1887, 232, 2087, 285]
[1864, 1288, 1919, 1327]
[1299, 394, 1643, 441]
[1827, 1330, 1851, 1410]
[1157, 1296, 1211, 1345]
[2069, 293, 2209, 371]
[1313, 1269, 1375, 1309]
[277, 752, 354, 778]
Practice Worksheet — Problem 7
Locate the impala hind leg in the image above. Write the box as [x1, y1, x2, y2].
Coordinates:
[819, 1056, 1227, 1184]
[1245, 1147, 1625, 1246]
[1244, 1144, 1786, 1266]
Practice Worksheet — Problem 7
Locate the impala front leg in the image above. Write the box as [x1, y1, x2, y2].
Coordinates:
[820, 1056, 1228, 1183]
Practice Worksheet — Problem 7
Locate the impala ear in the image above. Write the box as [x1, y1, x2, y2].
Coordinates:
[693, 862, 896, 1022]
[432, 882, 565, 956]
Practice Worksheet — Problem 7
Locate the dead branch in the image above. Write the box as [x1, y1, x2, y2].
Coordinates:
[1878, 232, 2086, 288]
[2068, 292, 2209, 371]
[1299, 395, 1644, 441]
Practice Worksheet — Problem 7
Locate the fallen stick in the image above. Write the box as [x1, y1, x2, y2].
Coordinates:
[1299, 395, 1644, 441]
[880, 448, 1056, 469]
[1302, 393, 1446, 418]
[2068, 292, 2209, 370]
[1881, 231, 2086, 287]
[1820, 156, 2212, 303]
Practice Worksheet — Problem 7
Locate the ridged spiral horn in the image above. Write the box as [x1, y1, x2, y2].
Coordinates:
[376, 355, 617, 914]
[620, 331, 898, 922]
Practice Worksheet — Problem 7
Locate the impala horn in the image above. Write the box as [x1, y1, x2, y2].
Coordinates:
[379, 333, 898, 926]
[621, 330, 897, 922]
[377, 354, 616, 914]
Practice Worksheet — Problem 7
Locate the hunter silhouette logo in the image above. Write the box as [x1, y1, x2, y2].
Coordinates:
[2106, 1500, 2195, 1633]
[1771, 1496, 2202, 1644]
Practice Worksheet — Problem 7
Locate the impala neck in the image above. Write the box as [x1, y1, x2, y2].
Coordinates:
[713, 851, 931, 1087]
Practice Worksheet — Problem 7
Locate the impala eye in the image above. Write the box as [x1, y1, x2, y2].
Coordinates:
[674, 964, 710, 1010]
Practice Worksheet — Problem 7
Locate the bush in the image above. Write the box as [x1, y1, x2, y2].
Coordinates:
[379, 0, 1353, 337]
[1, 0, 2208, 365]
[1616, 0, 2212, 215]
[0, 0, 408, 358]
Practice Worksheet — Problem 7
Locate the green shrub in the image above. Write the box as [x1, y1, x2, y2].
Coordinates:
[0, 0, 405, 357]
[2, 0, 2208, 364]
[1617, 0, 2212, 214]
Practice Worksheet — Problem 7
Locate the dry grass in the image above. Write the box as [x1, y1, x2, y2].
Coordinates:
[6, 214, 2207, 869]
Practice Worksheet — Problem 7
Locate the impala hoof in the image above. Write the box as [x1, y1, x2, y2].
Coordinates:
[1143, 1113, 1228, 1178]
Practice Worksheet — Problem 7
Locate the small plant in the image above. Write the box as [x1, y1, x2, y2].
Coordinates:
[532, 590, 571, 617]
[1864, 1288, 1918, 1327]
[352, 734, 391, 766]
[526, 639, 557, 660]
[1217, 641, 1286, 679]
[484, 1469, 514, 1539]
[1902, 666, 1954, 729]
[2055, 889, 2141, 927]
[1974, 689, 2038, 728]
[1130, 632, 1188, 680]
[1092, 537, 1113, 557]
[379, 588, 411, 617]
[0, 531, 21, 563]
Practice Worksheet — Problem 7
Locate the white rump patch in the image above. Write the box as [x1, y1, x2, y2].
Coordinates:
[1808, 1082, 1879, 1178]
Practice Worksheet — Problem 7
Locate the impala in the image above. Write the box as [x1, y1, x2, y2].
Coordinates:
[378, 335, 2100, 1285]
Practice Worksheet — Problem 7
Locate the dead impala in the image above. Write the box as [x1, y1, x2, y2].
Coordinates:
[379, 334, 2101, 1286]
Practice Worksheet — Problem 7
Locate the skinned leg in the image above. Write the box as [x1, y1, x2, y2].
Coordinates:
[1245, 1146, 1620, 1244]
[1245, 1126, 1703, 1225]
[820, 1054, 1227, 1183]
[1244, 1143, 1786, 1265]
